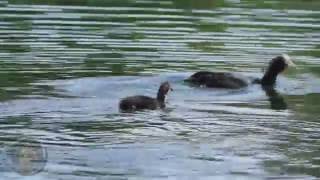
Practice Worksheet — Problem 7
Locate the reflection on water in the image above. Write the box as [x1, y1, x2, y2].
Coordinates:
[262, 86, 287, 110]
[0, 0, 320, 179]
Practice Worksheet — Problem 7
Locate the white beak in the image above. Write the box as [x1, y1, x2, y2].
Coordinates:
[282, 54, 296, 67]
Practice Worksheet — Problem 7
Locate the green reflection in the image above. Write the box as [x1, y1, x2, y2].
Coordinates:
[287, 93, 320, 122]
[189, 41, 224, 52]
[243, 0, 320, 10]
[197, 23, 228, 32]
[9, 0, 131, 6]
[173, 0, 226, 9]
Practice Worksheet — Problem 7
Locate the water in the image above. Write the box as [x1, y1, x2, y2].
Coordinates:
[0, 0, 320, 179]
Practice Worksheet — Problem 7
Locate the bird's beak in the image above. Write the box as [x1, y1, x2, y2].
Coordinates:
[282, 54, 296, 68]
[287, 58, 296, 68]
[283, 55, 296, 68]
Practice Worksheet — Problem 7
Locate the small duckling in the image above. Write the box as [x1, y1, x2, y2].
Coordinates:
[119, 81, 172, 112]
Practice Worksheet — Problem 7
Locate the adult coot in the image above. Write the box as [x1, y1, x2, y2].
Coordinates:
[119, 81, 172, 111]
[185, 54, 295, 89]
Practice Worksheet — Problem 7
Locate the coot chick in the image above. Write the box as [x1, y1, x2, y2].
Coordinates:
[119, 81, 172, 111]
[186, 54, 295, 89]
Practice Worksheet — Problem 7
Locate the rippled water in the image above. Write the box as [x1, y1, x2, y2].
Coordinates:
[0, 0, 320, 179]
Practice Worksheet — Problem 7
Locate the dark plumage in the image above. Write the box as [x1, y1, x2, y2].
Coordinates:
[186, 72, 248, 89]
[186, 54, 295, 89]
[119, 82, 172, 112]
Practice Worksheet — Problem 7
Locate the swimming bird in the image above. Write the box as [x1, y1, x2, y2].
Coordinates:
[119, 81, 172, 111]
[185, 54, 296, 89]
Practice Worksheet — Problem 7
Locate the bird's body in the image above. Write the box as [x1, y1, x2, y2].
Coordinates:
[119, 95, 160, 111]
[186, 71, 248, 89]
[119, 82, 172, 112]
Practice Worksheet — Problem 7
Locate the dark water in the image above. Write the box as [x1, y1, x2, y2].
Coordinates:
[0, 0, 320, 179]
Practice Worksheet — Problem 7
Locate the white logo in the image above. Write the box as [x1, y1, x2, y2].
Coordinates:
[4, 137, 47, 176]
